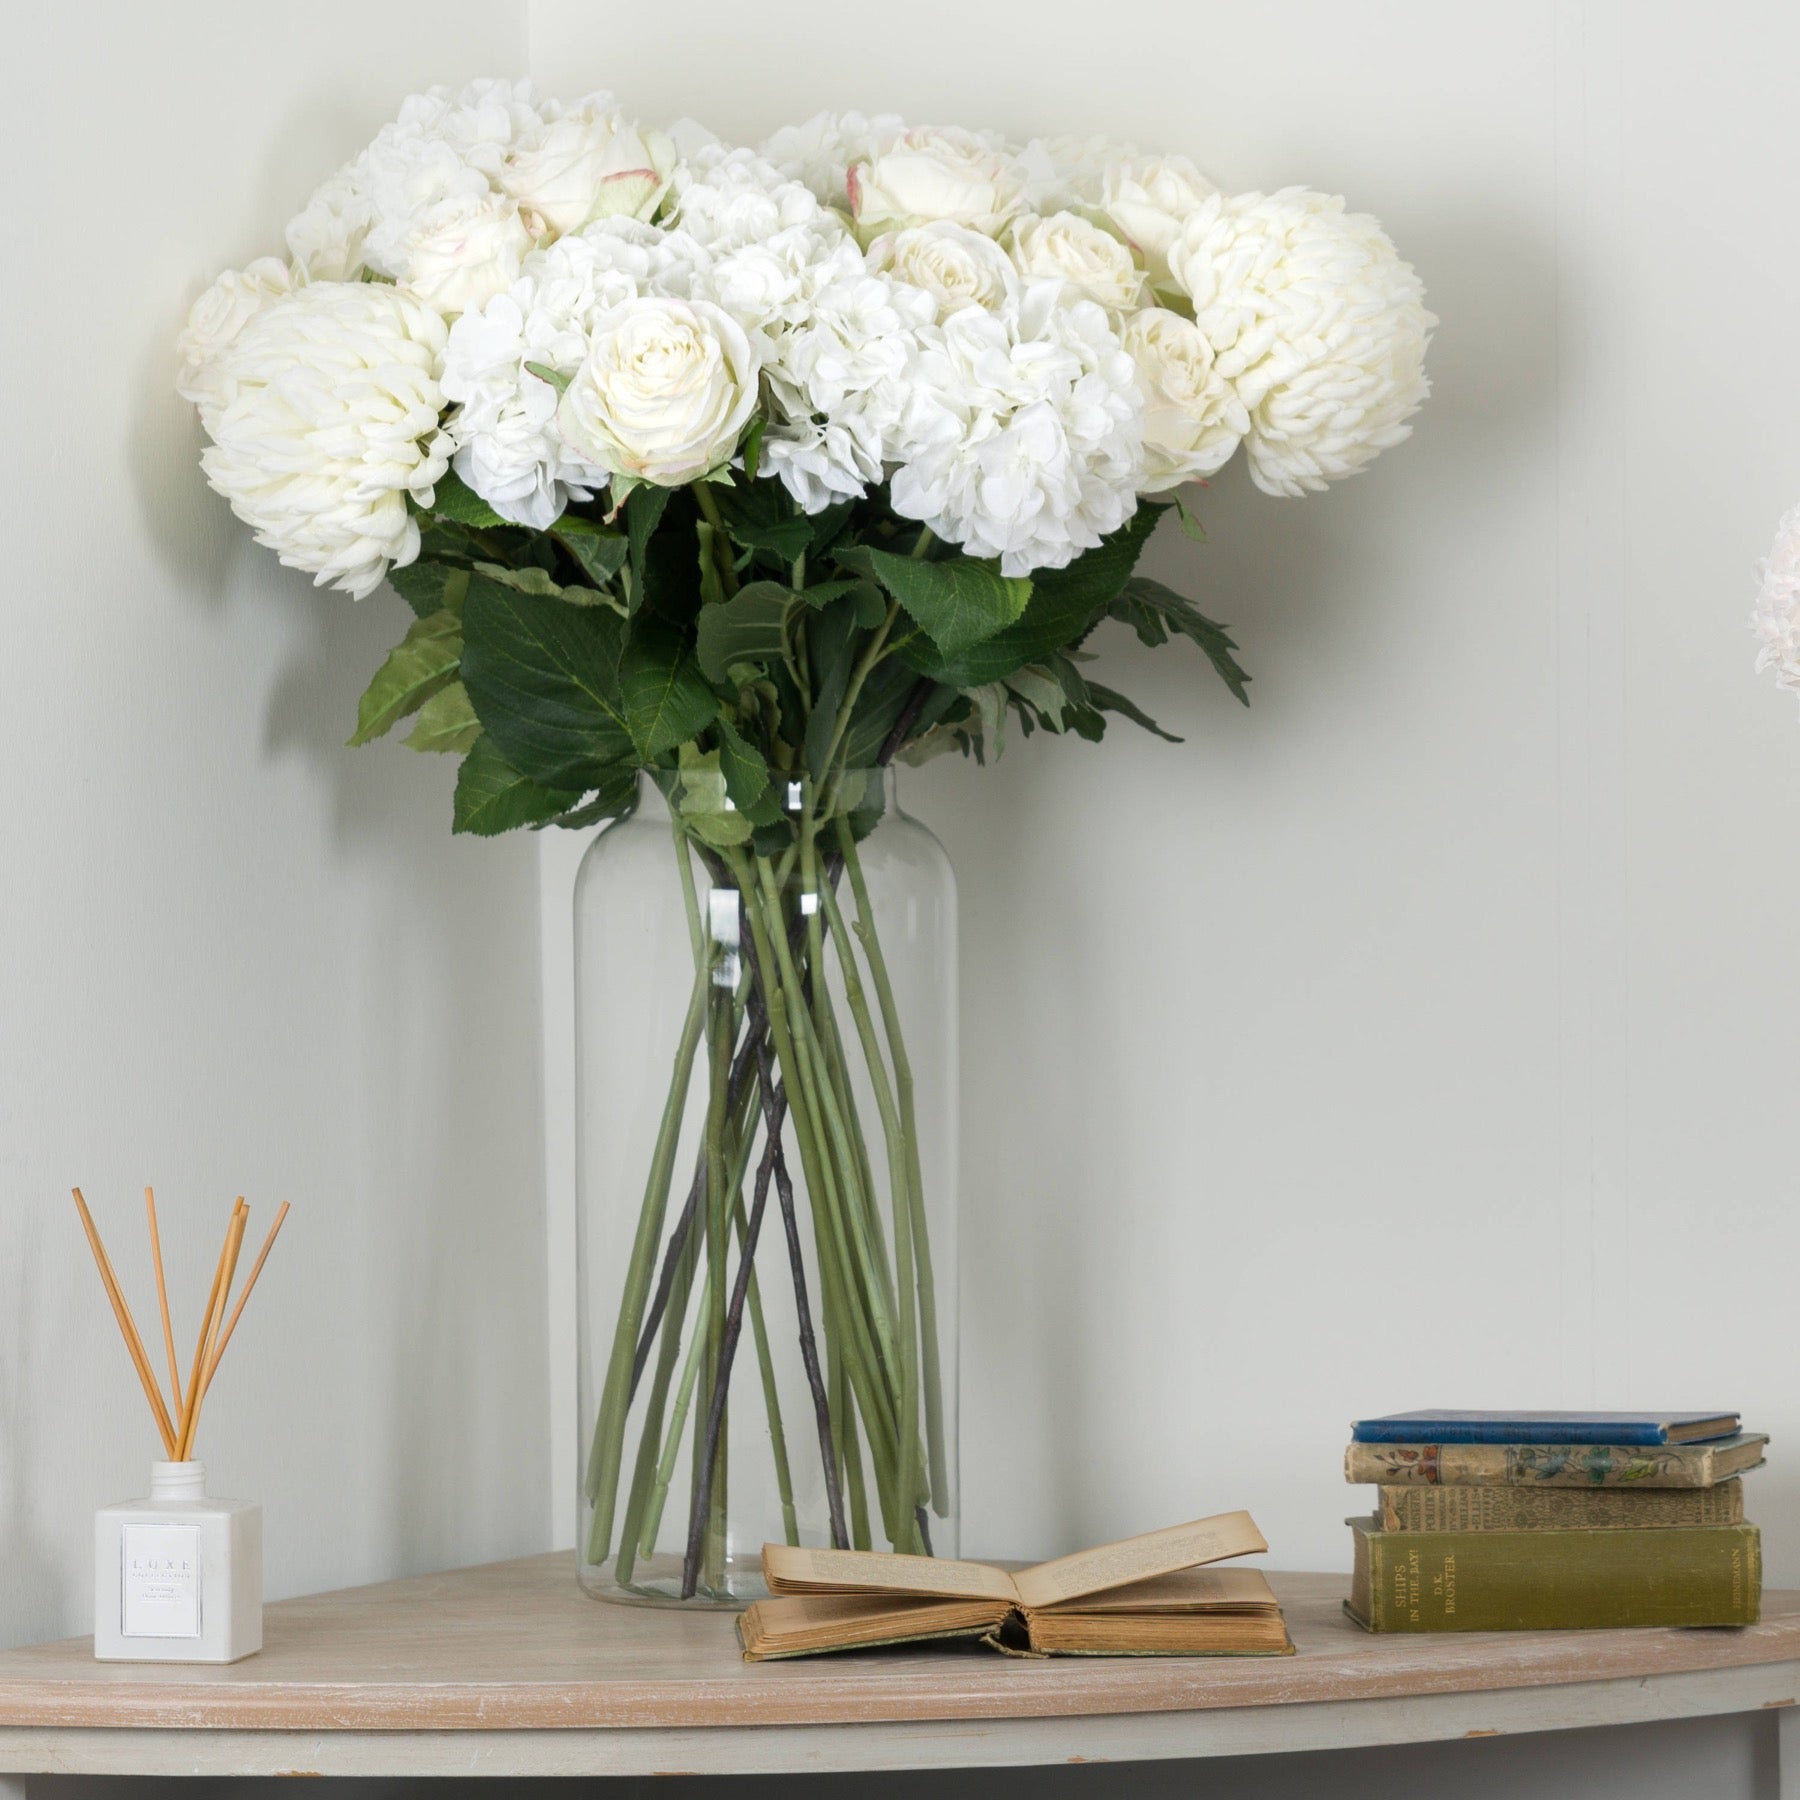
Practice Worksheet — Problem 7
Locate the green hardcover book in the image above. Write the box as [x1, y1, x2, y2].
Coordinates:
[1379, 1479, 1745, 1533]
[1345, 1517, 1761, 1631]
[1345, 1433, 1767, 1490]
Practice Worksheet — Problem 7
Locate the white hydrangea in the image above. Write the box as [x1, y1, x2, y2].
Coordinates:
[196, 283, 449, 599]
[1752, 503, 1800, 703]
[1168, 187, 1434, 497]
[760, 111, 906, 212]
[441, 219, 709, 525]
[889, 282, 1144, 574]
[176, 257, 296, 414]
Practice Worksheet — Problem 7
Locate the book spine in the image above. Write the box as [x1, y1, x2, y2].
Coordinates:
[1353, 1524, 1761, 1631]
[1353, 1419, 1678, 1446]
[1379, 1480, 1744, 1532]
[1345, 1441, 1725, 1488]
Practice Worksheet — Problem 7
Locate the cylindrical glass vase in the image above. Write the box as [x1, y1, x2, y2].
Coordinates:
[574, 766, 957, 1605]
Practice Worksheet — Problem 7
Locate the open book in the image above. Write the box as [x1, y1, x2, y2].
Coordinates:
[737, 1510, 1292, 1660]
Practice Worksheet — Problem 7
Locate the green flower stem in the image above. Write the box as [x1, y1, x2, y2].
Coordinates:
[835, 1355, 873, 1551]
[691, 482, 739, 598]
[699, 977, 735, 1593]
[839, 820, 950, 1516]
[583, 955, 709, 1559]
[637, 1282, 708, 1556]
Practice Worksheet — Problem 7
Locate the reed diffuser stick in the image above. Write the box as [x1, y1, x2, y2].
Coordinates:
[176, 1200, 243, 1460]
[70, 1189, 177, 1457]
[144, 1186, 183, 1418]
[201, 1201, 290, 1397]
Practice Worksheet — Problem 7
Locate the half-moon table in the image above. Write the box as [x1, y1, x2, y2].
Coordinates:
[0, 1553, 1795, 1785]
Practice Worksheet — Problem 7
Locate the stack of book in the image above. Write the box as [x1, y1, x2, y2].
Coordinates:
[1342, 1411, 1766, 1632]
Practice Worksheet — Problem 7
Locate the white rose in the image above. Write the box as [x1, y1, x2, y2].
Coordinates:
[1015, 133, 1137, 212]
[867, 221, 1019, 320]
[558, 296, 761, 486]
[1101, 154, 1218, 288]
[194, 282, 449, 599]
[849, 127, 1025, 242]
[1006, 212, 1146, 314]
[176, 257, 295, 414]
[285, 160, 373, 281]
[502, 101, 675, 237]
[399, 192, 533, 317]
[1119, 307, 1248, 490]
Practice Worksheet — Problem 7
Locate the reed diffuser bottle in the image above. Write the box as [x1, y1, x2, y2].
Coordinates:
[75, 1188, 288, 1664]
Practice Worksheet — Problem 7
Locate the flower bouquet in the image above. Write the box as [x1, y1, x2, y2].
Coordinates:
[179, 80, 1432, 1600]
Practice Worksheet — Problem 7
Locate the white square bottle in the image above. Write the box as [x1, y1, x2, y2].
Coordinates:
[95, 1460, 261, 1662]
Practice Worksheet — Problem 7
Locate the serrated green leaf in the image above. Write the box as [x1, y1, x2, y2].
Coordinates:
[473, 561, 577, 599]
[1109, 577, 1251, 706]
[348, 609, 463, 746]
[553, 517, 629, 590]
[542, 764, 639, 830]
[405, 679, 483, 753]
[619, 628, 717, 760]
[624, 484, 671, 614]
[792, 578, 863, 611]
[460, 572, 633, 786]
[452, 736, 583, 836]
[803, 596, 863, 780]
[674, 745, 752, 848]
[1086, 680, 1183, 742]
[388, 560, 471, 620]
[866, 549, 1031, 660]
[715, 715, 781, 824]
[695, 583, 793, 685]
[429, 468, 508, 528]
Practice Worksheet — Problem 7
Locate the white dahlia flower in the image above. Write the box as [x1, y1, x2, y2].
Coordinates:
[1119, 307, 1247, 490]
[558, 296, 761, 486]
[1752, 503, 1800, 703]
[196, 283, 449, 600]
[176, 257, 296, 414]
[1007, 212, 1146, 314]
[890, 282, 1143, 574]
[1168, 187, 1433, 497]
[1101, 154, 1218, 289]
[849, 126, 1026, 243]
[761, 111, 907, 213]
[867, 221, 1020, 321]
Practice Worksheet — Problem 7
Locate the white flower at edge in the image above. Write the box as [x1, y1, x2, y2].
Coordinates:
[1015, 133, 1139, 213]
[761, 111, 906, 211]
[1101, 153, 1218, 289]
[501, 96, 675, 237]
[889, 282, 1144, 575]
[1119, 307, 1247, 490]
[1752, 502, 1800, 704]
[195, 283, 449, 600]
[398, 190, 534, 317]
[176, 258, 296, 413]
[867, 221, 1020, 321]
[558, 295, 761, 486]
[849, 126, 1026, 243]
[1006, 212, 1146, 314]
[285, 159, 373, 281]
[1168, 187, 1434, 496]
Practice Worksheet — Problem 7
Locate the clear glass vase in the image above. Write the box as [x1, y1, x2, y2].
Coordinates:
[574, 766, 957, 1605]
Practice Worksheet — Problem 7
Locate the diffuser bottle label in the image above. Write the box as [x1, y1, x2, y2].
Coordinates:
[121, 1524, 201, 1637]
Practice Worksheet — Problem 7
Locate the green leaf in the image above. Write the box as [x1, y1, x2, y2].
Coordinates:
[553, 518, 629, 589]
[1109, 577, 1252, 706]
[741, 415, 766, 483]
[694, 583, 793, 685]
[792, 577, 864, 611]
[404, 679, 483, 753]
[388, 560, 471, 620]
[619, 627, 717, 760]
[542, 765, 640, 830]
[473, 561, 577, 599]
[696, 520, 728, 610]
[729, 515, 816, 561]
[866, 549, 1032, 660]
[625, 484, 671, 614]
[523, 359, 573, 395]
[348, 609, 463, 746]
[1173, 493, 1208, 542]
[674, 746, 752, 848]
[803, 596, 862, 780]
[428, 468, 508, 528]
[460, 572, 633, 786]
[452, 737, 583, 836]
[1004, 665, 1076, 733]
[1086, 680, 1182, 742]
[716, 715, 781, 824]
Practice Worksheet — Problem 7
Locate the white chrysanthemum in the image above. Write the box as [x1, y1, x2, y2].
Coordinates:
[196, 283, 449, 599]
[1007, 212, 1146, 314]
[867, 221, 1020, 321]
[849, 126, 1026, 243]
[1119, 306, 1247, 490]
[1101, 154, 1218, 289]
[1752, 503, 1800, 702]
[1168, 187, 1434, 497]
[440, 219, 711, 525]
[177, 257, 296, 413]
[889, 282, 1144, 574]
[760, 272, 938, 511]
[761, 111, 906, 212]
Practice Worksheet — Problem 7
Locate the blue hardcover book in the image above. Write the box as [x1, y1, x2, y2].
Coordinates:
[1350, 1410, 1740, 1447]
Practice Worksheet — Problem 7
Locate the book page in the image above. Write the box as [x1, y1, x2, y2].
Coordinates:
[1045, 1566, 1278, 1615]
[762, 1543, 1018, 1603]
[738, 1593, 1011, 1660]
[1012, 1510, 1267, 1611]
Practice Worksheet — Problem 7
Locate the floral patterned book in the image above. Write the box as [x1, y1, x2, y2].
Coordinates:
[1345, 1434, 1768, 1489]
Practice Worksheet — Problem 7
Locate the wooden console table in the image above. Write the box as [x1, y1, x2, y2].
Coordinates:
[0, 1553, 1796, 1786]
